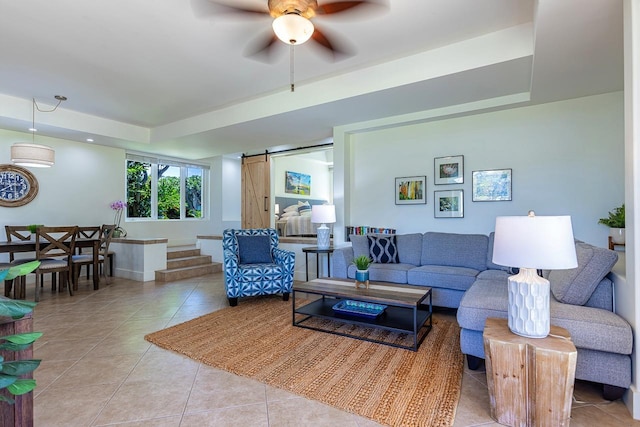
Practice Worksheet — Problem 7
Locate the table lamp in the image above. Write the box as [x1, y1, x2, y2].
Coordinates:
[311, 204, 336, 250]
[275, 204, 280, 216]
[492, 211, 577, 338]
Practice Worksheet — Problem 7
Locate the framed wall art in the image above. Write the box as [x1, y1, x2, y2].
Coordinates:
[472, 169, 512, 202]
[434, 155, 464, 185]
[395, 176, 426, 205]
[285, 170, 311, 195]
[435, 190, 464, 218]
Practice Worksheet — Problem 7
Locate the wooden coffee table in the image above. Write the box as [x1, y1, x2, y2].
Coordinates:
[292, 278, 432, 351]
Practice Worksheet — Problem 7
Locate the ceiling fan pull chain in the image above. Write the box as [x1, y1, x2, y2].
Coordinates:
[290, 43, 295, 92]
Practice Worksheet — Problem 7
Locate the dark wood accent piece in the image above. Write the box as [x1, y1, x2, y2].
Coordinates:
[228, 297, 238, 307]
[0, 314, 34, 427]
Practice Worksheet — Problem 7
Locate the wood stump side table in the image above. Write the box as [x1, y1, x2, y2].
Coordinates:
[483, 317, 577, 427]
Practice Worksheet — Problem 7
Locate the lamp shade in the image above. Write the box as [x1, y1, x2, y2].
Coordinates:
[275, 204, 280, 215]
[492, 214, 577, 270]
[272, 14, 314, 45]
[311, 204, 336, 224]
[11, 143, 55, 168]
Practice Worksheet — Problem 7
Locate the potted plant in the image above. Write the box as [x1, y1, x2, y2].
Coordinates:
[0, 260, 42, 410]
[598, 204, 625, 244]
[352, 255, 372, 285]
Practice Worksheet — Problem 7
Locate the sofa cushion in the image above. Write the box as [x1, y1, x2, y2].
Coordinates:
[549, 242, 618, 305]
[347, 263, 414, 284]
[456, 278, 509, 331]
[368, 235, 399, 263]
[350, 235, 370, 260]
[476, 269, 509, 281]
[407, 265, 478, 291]
[421, 232, 489, 271]
[486, 232, 510, 271]
[550, 297, 632, 355]
[236, 235, 273, 264]
[396, 233, 423, 266]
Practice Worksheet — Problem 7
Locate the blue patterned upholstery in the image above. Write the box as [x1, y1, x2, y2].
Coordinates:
[222, 228, 295, 305]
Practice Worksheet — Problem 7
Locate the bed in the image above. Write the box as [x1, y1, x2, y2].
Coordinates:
[275, 197, 331, 237]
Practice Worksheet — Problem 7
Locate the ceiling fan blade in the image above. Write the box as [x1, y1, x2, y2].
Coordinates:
[315, 0, 386, 15]
[243, 32, 282, 63]
[191, 0, 268, 18]
[310, 26, 355, 61]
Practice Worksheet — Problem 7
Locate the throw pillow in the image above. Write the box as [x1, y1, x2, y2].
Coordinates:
[283, 204, 299, 213]
[297, 205, 312, 215]
[368, 235, 399, 264]
[549, 242, 618, 305]
[236, 235, 273, 264]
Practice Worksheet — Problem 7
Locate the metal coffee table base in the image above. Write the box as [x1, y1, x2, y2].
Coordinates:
[293, 279, 432, 351]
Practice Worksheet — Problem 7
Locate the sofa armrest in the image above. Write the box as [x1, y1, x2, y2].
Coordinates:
[331, 246, 354, 278]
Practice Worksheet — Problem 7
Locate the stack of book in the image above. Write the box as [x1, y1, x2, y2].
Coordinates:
[345, 226, 397, 241]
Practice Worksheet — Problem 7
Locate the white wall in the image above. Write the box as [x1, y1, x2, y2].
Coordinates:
[0, 129, 216, 247]
[337, 92, 624, 246]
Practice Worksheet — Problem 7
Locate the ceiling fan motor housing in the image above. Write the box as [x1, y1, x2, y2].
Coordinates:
[268, 0, 318, 18]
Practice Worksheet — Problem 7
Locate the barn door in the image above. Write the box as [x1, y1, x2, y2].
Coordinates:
[241, 154, 271, 229]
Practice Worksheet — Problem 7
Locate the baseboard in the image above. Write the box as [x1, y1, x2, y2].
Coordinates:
[624, 384, 640, 419]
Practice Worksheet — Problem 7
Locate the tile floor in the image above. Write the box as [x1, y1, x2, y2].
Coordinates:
[21, 273, 639, 426]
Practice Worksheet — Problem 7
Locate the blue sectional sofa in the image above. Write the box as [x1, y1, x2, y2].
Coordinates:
[331, 232, 632, 399]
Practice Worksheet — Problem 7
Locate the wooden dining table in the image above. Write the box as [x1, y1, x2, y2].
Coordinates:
[0, 238, 101, 290]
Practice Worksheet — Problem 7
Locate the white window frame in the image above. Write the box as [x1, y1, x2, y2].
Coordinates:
[126, 152, 209, 222]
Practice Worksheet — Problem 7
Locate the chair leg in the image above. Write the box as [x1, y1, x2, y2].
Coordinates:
[34, 274, 40, 302]
[4, 279, 13, 297]
[282, 292, 290, 302]
[228, 297, 238, 307]
[109, 253, 114, 277]
[16, 277, 25, 300]
[66, 271, 74, 296]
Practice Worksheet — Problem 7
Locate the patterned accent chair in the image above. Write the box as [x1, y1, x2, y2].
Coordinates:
[222, 228, 295, 306]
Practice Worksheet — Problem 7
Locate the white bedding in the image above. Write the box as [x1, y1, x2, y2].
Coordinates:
[284, 215, 318, 236]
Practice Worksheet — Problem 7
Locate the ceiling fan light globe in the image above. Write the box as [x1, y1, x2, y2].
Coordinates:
[272, 14, 314, 45]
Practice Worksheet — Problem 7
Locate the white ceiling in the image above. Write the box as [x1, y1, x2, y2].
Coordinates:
[0, 0, 622, 160]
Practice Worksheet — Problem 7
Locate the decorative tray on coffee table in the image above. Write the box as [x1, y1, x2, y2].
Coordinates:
[332, 300, 387, 318]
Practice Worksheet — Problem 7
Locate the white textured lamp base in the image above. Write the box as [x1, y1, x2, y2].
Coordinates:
[316, 224, 330, 249]
[507, 267, 550, 339]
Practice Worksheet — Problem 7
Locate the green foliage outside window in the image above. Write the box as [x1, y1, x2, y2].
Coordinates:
[127, 161, 151, 218]
[126, 160, 204, 220]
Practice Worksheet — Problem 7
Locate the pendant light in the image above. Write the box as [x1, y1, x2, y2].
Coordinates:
[11, 95, 67, 168]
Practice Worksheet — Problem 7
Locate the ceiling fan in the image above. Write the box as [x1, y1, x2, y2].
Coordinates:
[194, 0, 386, 60]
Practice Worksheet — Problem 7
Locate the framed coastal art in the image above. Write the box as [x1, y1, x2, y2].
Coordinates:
[285, 171, 311, 196]
[472, 169, 512, 202]
[434, 155, 464, 185]
[435, 190, 464, 218]
[395, 176, 427, 205]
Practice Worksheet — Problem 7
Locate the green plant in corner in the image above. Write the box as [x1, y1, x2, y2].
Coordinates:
[598, 204, 625, 228]
[0, 260, 42, 404]
[352, 255, 372, 271]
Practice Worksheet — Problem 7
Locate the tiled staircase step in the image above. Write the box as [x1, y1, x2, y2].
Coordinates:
[167, 255, 212, 269]
[167, 247, 201, 259]
[155, 263, 222, 282]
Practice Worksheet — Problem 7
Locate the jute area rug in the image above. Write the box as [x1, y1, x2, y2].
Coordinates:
[144, 296, 463, 427]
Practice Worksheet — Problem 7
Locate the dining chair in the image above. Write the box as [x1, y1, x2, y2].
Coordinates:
[71, 224, 115, 289]
[75, 226, 100, 279]
[4, 225, 37, 298]
[30, 226, 78, 301]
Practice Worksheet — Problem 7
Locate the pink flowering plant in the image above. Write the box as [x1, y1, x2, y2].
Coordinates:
[110, 200, 127, 229]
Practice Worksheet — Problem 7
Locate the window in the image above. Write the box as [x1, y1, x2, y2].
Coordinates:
[126, 153, 208, 221]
